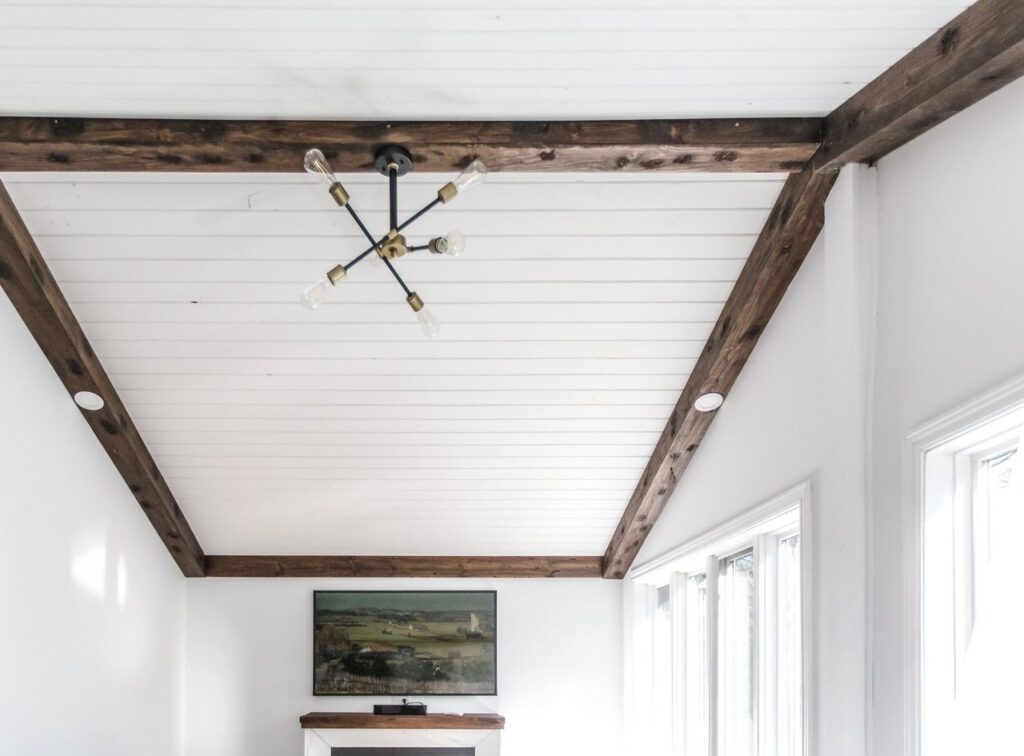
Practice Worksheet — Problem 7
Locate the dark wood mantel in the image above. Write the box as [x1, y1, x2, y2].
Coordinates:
[299, 713, 505, 731]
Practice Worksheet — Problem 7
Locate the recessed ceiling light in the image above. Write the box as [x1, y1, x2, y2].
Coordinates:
[694, 392, 724, 412]
[73, 391, 105, 411]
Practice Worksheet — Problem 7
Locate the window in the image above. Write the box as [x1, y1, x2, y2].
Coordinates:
[911, 387, 1024, 756]
[627, 486, 807, 756]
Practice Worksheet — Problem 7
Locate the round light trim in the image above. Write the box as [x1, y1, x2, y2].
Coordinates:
[694, 392, 724, 412]
[74, 391, 105, 411]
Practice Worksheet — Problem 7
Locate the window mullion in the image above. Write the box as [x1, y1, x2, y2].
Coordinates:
[671, 572, 688, 756]
[706, 554, 720, 756]
[951, 451, 973, 692]
[756, 533, 777, 756]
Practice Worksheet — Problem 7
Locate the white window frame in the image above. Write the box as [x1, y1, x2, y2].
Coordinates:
[902, 374, 1024, 756]
[627, 482, 812, 756]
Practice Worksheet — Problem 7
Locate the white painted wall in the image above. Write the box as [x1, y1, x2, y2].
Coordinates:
[870, 77, 1024, 756]
[0, 293, 186, 755]
[184, 578, 622, 756]
[632, 164, 877, 756]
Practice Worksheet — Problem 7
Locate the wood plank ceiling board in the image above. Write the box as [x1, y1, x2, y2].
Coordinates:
[2, 170, 786, 556]
[0, 1, 970, 119]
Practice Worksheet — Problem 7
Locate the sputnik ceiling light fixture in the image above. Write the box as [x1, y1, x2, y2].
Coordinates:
[300, 145, 487, 337]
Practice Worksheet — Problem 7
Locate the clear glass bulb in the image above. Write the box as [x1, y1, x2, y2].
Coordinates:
[304, 148, 338, 185]
[452, 160, 487, 194]
[416, 306, 440, 337]
[435, 231, 466, 257]
[301, 277, 333, 309]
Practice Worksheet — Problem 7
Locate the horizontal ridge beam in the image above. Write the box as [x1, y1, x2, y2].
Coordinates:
[0, 117, 822, 173]
[205, 554, 604, 578]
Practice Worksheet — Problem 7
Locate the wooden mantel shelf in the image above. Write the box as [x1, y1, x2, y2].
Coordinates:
[299, 713, 505, 731]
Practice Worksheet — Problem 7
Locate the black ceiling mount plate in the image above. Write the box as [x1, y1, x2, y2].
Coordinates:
[374, 144, 414, 176]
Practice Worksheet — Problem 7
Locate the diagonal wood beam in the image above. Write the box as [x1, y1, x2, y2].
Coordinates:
[816, 0, 1024, 171]
[0, 117, 821, 173]
[602, 162, 837, 579]
[0, 179, 206, 576]
[205, 555, 604, 578]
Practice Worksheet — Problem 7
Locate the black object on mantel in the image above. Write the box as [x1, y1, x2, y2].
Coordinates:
[373, 700, 427, 716]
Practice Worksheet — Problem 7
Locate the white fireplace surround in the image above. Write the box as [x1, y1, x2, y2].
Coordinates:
[304, 726, 500, 756]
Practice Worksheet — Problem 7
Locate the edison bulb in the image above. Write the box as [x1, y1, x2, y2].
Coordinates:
[304, 149, 337, 185]
[452, 160, 487, 194]
[417, 306, 440, 338]
[301, 277, 333, 309]
[432, 231, 466, 257]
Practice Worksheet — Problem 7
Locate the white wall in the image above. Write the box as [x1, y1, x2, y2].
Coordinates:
[870, 77, 1024, 756]
[0, 293, 186, 755]
[184, 578, 622, 756]
[632, 165, 878, 756]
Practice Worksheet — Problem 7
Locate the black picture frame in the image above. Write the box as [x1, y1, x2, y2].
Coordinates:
[313, 590, 498, 697]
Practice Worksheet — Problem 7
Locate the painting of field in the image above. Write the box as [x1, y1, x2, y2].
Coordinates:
[313, 591, 497, 696]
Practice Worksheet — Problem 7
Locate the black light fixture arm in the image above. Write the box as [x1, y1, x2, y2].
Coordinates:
[340, 194, 447, 270]
[389, 164, 399, 231]
[382, 255, 413, 297]
[342, 196, 413, 298]
[397, 197, 442, 231]
[344, 203, 380, 252]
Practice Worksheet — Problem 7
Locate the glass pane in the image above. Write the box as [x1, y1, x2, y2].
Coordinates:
[777, 535, 803, 756]
[654, 584, 673, 754]
[685, 573, 709, 756]
[941, 444, 1021, 755]
[719, 550, 756, 756]
[978, 448, 1016, 572]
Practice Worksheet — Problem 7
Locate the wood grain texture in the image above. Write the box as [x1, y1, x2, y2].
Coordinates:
[0, 117, 821, 173]
[817, 0, 1024, 171]
[299, 713, 505, 730]
[0, 178, 206, 577]
[205, 555, 603, 578]
[602, 161, 838, 578]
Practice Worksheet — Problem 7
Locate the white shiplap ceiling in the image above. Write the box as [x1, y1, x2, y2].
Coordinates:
[6, 171, 783, 555]
[0, 0, 968, 119]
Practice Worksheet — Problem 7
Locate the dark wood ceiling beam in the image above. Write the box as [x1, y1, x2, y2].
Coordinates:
[0, 179, 206, 577]
[204, 555, 604, 578]
[602, 162, 837, 579]
[817, 0, 1024, 171]
[0, 117, 822, 173]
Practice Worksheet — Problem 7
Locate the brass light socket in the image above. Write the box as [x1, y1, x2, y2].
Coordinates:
[437, 182, 458, 204]
[328, 182, 350, 207]
[327, 264, 347, 285]
[406, 292, 424, 312]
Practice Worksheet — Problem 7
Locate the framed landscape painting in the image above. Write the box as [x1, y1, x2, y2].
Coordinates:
[313, 590, 497, 696]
